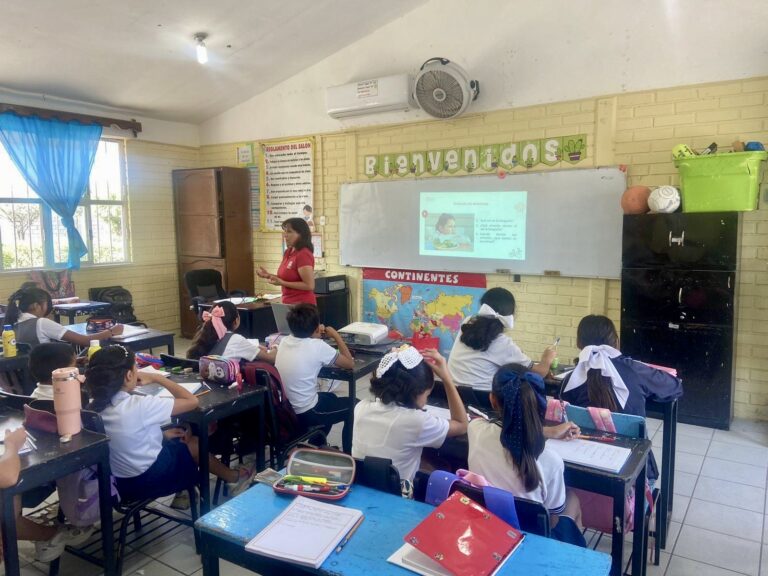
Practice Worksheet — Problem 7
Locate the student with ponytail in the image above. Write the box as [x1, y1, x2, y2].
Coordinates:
[468, 364, 583, 541]
[186, 301, 275, 362]
[448, 287, 555, 391]
[85, 346, 252, 502]
[6, 286, 123, 348]
[352, 346, 467, 497]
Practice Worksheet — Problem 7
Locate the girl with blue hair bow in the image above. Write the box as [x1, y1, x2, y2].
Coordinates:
[468, 363, 583, 540]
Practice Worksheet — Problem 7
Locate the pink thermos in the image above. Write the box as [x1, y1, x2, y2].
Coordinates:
[51, 367, 82, 436]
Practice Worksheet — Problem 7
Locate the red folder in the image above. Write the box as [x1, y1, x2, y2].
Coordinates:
[403, 492, 525, 576]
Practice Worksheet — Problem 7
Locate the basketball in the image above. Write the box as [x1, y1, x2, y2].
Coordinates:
[648, 186, 681, 213]
[621, 186, 651, 214]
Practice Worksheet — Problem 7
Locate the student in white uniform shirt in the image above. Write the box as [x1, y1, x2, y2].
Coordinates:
[448, 287, 555, 392]
[6, 287, 123, 348]
[186, 301, 275, 362]
[467, 363, 584, 545]
[352, 345, 468, 497]
[274, 303, 355, 436]
[29, 342, 78, 401]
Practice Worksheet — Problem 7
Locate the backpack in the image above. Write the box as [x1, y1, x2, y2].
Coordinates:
[99, 287, 137, 324]
[242, 361, 301, 446]
[56, 467, 118, 527]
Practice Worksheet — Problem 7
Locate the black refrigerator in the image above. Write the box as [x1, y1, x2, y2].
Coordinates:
[620, 212, 739, 430]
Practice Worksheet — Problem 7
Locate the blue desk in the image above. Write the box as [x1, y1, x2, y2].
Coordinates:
[195, 483, 611, 576]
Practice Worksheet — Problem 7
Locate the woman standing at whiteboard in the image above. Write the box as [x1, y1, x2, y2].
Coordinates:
[258, 218, 317, 305]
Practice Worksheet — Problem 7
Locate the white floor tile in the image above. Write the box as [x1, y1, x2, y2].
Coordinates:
[675, 452, 705, 475]
[220, 559, 262, 575]
[664, 521, 682, 551]
[674, 525, 761, 576]
[647, 551, 670, 576]
[672, 495, 690, 524]
[763, 515, 768, 543]
[684, 499, 764, 542]
[708, 441, 768, 468]
[762, 545, 768, 576]
[674, 471, 698, 497]
[667, 555, 751, 576]
[135, 560, 186, 575]
[700, 457, 767, 489]
[676, 433, 710, 456]
[646, 417, 662, 433]
[155, 542, 202, 575]
[692, 476, 765, 513]
[677, 422, 715, 440]
[712, 428, 768, 449]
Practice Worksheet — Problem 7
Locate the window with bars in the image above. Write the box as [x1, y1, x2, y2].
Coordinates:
[0, 139, 130, 270]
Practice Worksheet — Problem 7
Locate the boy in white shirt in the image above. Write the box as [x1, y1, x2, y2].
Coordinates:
[274, 304, 355, 437]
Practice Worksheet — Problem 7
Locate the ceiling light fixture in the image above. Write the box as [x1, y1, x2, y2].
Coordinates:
[194, 33, 208, 64]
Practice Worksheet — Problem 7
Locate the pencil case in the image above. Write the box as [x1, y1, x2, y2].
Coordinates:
[199, 355, 242, 386]
[86, 317, 116, 333]
[273, 448, 355, 501]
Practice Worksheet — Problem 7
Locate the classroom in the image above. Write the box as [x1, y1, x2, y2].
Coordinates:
[0, 1, 767, 575]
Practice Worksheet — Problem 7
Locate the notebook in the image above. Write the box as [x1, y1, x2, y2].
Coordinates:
[135, 382, 203, 398]
[245, 496, 363, 569]
[389, 491, 524, 576]
[111, 324, 150, 339]
[547, 438, 631, 473]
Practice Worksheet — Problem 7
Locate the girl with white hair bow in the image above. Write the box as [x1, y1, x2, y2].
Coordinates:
[448, 287, 556, 393]
[352, 345, 467, 497]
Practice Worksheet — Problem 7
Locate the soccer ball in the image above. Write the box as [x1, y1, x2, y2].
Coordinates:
[648, 186, 681, 213]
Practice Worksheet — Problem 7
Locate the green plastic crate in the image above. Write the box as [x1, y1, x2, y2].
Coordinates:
[674, 151, 767, 212]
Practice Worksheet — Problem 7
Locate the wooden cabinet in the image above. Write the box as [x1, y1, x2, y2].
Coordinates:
[620, 212, 739, 430]
[173, 168, 253, 338]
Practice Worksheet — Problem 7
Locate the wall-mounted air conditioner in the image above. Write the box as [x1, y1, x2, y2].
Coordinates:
[326, 74, 416, 119]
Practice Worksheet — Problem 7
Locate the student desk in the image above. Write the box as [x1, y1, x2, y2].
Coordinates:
[195, 482, 612, 576]
[0, 407, 115, 576]
[318, 352, 380, 453]
[67, 323, 176, 355]
[173, 380, 268, 515]
[544, 377, 678, 550]
[52, 301, 111, 325]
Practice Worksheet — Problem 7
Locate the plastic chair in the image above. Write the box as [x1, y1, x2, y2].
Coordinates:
[353, 457, 401, 496]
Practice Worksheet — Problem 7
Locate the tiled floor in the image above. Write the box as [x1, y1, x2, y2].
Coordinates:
[13, 337, 768, 575]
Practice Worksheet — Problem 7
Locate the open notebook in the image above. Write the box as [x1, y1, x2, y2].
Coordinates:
[134, 382, 203, 398]
[547, 438, 631, 473]
[246, 496, 363, 569]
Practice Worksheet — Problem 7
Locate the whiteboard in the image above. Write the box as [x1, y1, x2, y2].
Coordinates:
[339, 168, 626, 278]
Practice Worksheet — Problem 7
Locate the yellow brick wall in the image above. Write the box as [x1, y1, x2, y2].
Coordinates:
[200, 76, 768, 421]
[0, 139, 199, 332]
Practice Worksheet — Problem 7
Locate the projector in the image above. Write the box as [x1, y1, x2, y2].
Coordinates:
[339, 322, 389, 345]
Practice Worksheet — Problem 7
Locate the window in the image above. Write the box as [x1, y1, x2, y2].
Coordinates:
[0, 139, 129, 270]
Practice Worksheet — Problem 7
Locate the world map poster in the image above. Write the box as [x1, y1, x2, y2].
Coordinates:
[362, 268, 487, 358]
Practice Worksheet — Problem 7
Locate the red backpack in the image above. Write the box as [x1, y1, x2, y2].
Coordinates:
[242, 361, 301, 445]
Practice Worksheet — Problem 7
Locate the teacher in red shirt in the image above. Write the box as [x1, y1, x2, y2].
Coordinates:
[258, 217, 317, 305]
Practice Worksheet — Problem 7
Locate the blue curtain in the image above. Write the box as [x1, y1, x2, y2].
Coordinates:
[0, 112, 102, 269]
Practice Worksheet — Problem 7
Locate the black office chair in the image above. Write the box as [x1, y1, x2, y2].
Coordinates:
[184, 269, 247, 319]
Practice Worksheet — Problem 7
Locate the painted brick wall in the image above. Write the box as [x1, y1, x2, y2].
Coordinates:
[199, 76, 768, 420]
[0, 140, 199, 333]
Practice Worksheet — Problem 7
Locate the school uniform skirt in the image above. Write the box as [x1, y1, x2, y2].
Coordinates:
[114, 440, 197, 502]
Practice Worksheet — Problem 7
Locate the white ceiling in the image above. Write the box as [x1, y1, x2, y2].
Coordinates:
[1, 0, 426, 124]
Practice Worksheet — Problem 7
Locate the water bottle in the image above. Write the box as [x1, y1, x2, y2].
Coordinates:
[51, 368, 82, 436]
[2, 325, 17, 358]
[87, 340, 101, 359]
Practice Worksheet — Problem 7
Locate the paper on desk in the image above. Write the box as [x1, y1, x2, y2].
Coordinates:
[245, 496, 363, 569]
[156, 383, 202, 398]
[424, 405, 470, 422]
[138, 366, 170, 377]
[553, 369, 573, 381]
[53, 302, 87, 309]
[547, 438, 631, 473]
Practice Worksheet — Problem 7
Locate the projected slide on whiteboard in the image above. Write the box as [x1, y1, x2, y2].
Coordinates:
[419, 191, 527, 260]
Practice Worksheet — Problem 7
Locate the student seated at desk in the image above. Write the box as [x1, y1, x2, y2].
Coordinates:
[448, 288, 555, 391]
[29, 342, 78, 401]
[560, 315, 683, 419]
[6, 287, 123, 348]
[468, 364, 584, 545]
[85, 346, 252, 502]
[186, 301, 275, 362]
[274, 304, 354, 437]
[352, 346, 467, 497]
